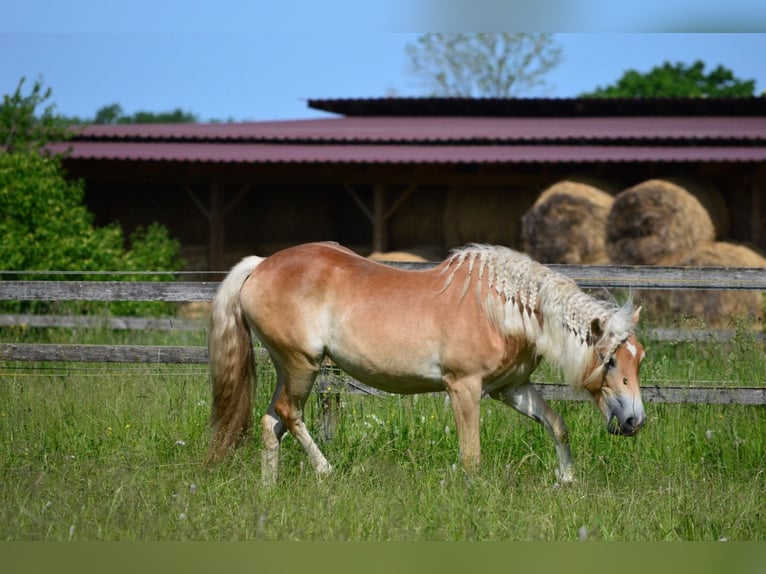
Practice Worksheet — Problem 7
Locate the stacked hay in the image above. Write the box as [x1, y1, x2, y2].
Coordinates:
[661, 175, 730, 238]
[521, 180, 614, 264]
[443, 187, 538, 250]
[551, 173, 622, 195]
[605, 179, 717, 265]
[368, 245, 444, 263]
[637, 242, 766, 326]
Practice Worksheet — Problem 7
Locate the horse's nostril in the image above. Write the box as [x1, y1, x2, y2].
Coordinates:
[623, 417, 636, 435]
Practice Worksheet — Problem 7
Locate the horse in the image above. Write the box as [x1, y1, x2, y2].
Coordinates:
[205, 241, 646, 485]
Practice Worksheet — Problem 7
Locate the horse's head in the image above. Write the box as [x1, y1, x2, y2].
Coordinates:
[584, 308, 646, 436]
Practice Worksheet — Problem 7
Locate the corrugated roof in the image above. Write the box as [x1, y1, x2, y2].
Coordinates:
[75, 116, 766, 144]
[58, 97, 766, 165]
[50, 141, 766, 164]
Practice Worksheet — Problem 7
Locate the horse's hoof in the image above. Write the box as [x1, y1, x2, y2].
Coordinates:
[555, 469, 576, 487]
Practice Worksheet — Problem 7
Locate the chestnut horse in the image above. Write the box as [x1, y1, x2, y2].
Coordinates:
[206, 242, 645, 485]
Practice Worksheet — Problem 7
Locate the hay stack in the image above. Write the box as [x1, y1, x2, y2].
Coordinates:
[443, 187, 538, 250]
[606, 179, 717, 265]
[368, 245, 444, 263]
[552, 174, 622, 195]
[686, 241, 766, 268]
[661, 175, 730, 238]
[521, 180, 614, 264]
[637, 241, 766, 326]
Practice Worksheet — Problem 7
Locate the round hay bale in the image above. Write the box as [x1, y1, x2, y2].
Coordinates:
[443, 187, 537, 250]
[661, 175, 730, 238]
[521, 180, 614, 264]
[606, 179, 716, 265]
[637, 241, 766, 326]
[550, 173, 622, 195]
[685, 241, 766, 268]
[368, 245, 444, 263]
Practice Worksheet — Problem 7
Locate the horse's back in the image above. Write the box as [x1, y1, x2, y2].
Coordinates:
[245, 242, 409, 291]
[238, 242, 431, 349]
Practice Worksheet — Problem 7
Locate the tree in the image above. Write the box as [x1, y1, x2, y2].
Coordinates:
[0, 77, 71, 154]
[405, 33, 563, 98]
[581, 60, 756, 98]
[93, 103, 124, 125]
[92, 103, 198, 124]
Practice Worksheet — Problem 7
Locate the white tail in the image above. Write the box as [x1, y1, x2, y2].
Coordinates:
[205, 256, 263, 463]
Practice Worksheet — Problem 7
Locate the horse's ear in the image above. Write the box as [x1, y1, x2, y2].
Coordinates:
[632, 306, 642, 324]
[590, 317, 604, 340]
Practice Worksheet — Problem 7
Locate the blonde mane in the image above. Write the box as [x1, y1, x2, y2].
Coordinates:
[442, 245, 636, 388]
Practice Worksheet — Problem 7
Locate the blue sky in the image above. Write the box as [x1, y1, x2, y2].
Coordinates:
[2, 2, 765, 122]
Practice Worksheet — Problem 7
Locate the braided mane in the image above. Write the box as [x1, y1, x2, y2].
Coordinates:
[441, 245, 636, 388]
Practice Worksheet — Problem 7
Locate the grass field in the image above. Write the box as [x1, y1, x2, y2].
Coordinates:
[1, 321, 764, 541]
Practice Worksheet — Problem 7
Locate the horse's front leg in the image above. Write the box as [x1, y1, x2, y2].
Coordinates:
[444, 374, 483, 474]
[491, 382, 575, 485]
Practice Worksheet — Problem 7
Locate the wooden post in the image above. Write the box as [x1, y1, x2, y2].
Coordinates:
[209, 183, 225, 271]
[752, 166, 764, 253]
[372, 183, 388, 253]
[343, 183, 418, 253]
[181, 182, 258, 272]
[318, 392, 340, 442]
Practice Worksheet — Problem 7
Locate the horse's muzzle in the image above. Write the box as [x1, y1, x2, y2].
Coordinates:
[607, 414, 644, 436]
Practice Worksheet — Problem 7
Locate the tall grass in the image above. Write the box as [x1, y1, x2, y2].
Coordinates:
[0, 323, 764, 540]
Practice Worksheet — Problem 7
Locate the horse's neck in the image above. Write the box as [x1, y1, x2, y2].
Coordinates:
[533, 286, 605, 386]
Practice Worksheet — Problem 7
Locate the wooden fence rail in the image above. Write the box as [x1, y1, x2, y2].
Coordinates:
[2, 264, 766, 303]
[1, 263, 764, 405]
[1, 342, 764, 406]
[2, 313, 764, 344]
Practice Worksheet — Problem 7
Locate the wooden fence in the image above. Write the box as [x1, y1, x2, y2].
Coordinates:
[1, 264, 765, 405]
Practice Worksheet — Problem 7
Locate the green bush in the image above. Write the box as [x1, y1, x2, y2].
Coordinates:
[0, 151, 183, 316]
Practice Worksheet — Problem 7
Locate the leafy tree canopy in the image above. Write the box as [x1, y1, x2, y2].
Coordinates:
[92, 103, 198, 124]
[1, 77, 71, 154]
[581, 60, 756, 98]
[406, 33, 563, 98]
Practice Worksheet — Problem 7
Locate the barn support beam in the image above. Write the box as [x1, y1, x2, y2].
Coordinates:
[750, 183, 766, 253]
[752, 165, 766, 252]
[372, 183, 388, 252]
[183, 182, 252, 270]
[343, 183, 418, 253]
[209, 183, 225, 271]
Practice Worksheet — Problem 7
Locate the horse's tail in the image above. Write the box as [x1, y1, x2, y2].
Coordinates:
[205, 255, 264, 464]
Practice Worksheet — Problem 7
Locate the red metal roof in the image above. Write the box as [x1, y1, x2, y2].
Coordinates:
[58, 97, 766, 166]
[51, 141, 766, 164]
[75, 116, 766, 144]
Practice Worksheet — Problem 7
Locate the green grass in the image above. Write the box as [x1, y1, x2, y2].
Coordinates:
[0, 323, 764, 540]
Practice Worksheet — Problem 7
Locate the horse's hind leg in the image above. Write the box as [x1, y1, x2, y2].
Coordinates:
[491, 382, 575, 485]
[260, 379, 288, 487]
[272, 360, 332, 478]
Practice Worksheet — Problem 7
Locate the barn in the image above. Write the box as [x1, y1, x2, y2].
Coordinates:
[52, 97, 766, 273]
